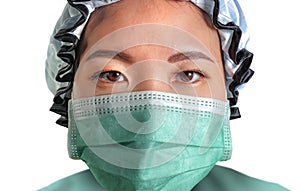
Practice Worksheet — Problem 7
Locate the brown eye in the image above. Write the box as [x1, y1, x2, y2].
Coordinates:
[176, 71, 205, 83]
[99, 71, 126, 82]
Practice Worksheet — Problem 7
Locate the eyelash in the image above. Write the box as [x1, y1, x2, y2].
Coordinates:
[175, 69, 207, 83]
[182, 69, 207, 78]
[90, 69, 207, 83]
[90, 70, 126, 82]
[90, 71, 103, 81]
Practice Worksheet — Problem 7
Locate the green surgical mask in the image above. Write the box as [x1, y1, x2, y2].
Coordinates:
[68, 91, 232, 191]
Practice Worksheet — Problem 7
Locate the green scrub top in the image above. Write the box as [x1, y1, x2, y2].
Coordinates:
[38, 165, 289, 191]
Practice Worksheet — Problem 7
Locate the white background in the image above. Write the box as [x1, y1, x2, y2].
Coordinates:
[0, 0, 299, 190]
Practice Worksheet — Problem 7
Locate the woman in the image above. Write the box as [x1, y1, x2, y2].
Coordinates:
[41, 0, 289, 190]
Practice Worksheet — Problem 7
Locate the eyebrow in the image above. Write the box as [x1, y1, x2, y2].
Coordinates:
[167, 51, 214, 63]
[84, 49, 214, 63]
[85, 49, 133, 63]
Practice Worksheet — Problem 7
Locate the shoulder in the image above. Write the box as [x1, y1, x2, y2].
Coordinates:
[193, 165, 290, 191]
[37, 170, 106, 191]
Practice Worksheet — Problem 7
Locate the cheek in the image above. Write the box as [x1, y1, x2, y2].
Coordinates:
[209, 79, 226, 101]
[208, 66, 226, 101]
[73, 73, 90, 99]
[73, 65, 98, 99]
[193, 81, 226, 101]
[194, 65, 226, 101]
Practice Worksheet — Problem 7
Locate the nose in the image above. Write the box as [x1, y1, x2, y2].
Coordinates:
[131, 80, 175, 93]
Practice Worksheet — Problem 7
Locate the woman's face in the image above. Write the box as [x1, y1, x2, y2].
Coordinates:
[73, 0, 226, 101]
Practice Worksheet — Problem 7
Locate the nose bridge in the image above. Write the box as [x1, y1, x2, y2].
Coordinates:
[128, 59, 175, 92]
[132, 79, 174, 93]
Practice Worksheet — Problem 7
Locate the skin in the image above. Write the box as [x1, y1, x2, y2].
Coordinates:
[73, 0, 226, 101]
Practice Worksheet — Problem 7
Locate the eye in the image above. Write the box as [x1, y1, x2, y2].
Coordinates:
[98, 70, 126, 83]
[175, 71, 205, 83]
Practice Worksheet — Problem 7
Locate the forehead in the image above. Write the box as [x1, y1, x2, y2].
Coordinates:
[81, 0, 222, 63]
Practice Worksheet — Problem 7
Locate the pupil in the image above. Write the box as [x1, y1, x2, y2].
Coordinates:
[183, 71, 193, 81]
[108, 72, 120, 81]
